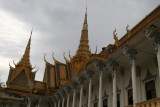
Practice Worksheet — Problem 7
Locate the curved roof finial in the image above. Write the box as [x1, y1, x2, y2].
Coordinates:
[52, 52, 56, 62]
[69, 50, 72, 59]
[44, 54, 47, 63]
[113, 29, 118, 42]
[113, 29, 117, 37]
[13, 60, 17, 67]
[9, 61, 12, 68]
[63, 52, 70, 63]
[126, 24, 130, 33]
[52, 52, 63, 64]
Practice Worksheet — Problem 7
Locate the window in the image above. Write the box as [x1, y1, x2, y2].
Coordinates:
[145, 80, 156, 100]
[117, 94, 120, 107]
[103, 98, 108, 107]
[94, 102, 98, 107]
[128, 89, 133, 105]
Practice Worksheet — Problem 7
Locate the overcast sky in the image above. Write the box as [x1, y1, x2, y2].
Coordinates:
[0, 0, 159, 82]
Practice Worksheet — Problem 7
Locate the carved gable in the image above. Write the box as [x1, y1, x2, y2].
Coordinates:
[11, 70, 29, 88]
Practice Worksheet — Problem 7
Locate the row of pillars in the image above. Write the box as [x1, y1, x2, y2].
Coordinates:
[53, 26, 160, 107]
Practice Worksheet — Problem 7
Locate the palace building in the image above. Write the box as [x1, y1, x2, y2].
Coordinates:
[0, 4, 160, 107]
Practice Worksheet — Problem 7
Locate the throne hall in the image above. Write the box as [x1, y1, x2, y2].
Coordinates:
[0, 5, 160, 107]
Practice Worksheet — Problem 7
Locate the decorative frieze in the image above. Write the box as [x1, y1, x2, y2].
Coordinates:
[96, 60, 106, 71]
[145, 25, 160, 51]
[123, 46, 137, 61]
[60, 90, 66, 97]
[55, 93, 61, 100]
[70, 81, 79, 89]
[142, 69, 157, 82]
[52, 97, 58, 103]
[108, 58, 119, 77]
[85, 70, 94, 78]
[77, 75, 86, 84]
[65, 85, 72, 93]
[108, 59, 119, 71]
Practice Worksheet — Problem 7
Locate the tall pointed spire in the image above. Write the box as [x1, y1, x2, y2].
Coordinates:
[17, 29, 32, 68]
[75, 8, 90, 59]
[83, 7, 88, 30]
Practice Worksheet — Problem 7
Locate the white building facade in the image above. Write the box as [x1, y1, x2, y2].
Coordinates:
[52, 5, 160, 107]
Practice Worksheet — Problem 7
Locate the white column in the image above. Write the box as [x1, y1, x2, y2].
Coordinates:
[79, 85, 83, 107]
[62, 98, 65, 107]
[98, 71, 103, 107]
[131, 59, 138, 107]
[27, 103, 31, 107]
[88, 78, 92, 107]
[72, 90, 76, 107]
[36, 99, 41, 107]
[157, 44, 160, 78]
[67, 94, 70, 107]
[157, 44, 160, 96]
[123, 46, 137, 107]
[58, 100, 60, 107]
[27, 98, 31, 107]
[112, 70, 117, 107]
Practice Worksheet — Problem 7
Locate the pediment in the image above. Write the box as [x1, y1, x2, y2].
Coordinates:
[142, 69, 157, 82]
[10, 70, 29, 88]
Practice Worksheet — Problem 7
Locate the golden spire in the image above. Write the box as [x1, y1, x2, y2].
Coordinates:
[83, 7, 88, 30]
[75, 8, 90, 59]
[17, 29, 32, 68]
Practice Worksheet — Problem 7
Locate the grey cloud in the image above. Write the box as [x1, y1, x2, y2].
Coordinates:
[0, 0, 159, 82]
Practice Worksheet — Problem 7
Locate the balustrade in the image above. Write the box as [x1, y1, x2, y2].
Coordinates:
[136, 98, 160, 107]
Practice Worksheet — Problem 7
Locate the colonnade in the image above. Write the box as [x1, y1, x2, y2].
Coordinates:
[52, 27, 160, 107]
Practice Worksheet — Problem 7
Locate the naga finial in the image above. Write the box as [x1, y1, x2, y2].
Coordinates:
[44, 54, 47, 63]
[13, 60, 17, 67]
[126, 24, 130, 33]
[63, 52, 70, 63]
[9, 61, 11, 68]
[69, 50, 72, 59]
[52, 52, 57, 62]
[63, 52, 66, 59]
[113, 29, 118, 43]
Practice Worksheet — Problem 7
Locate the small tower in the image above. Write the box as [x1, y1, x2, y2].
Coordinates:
[71, 8, 91, 73]
[75, 8, 90, 61]
[7, 30, 36, 89]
